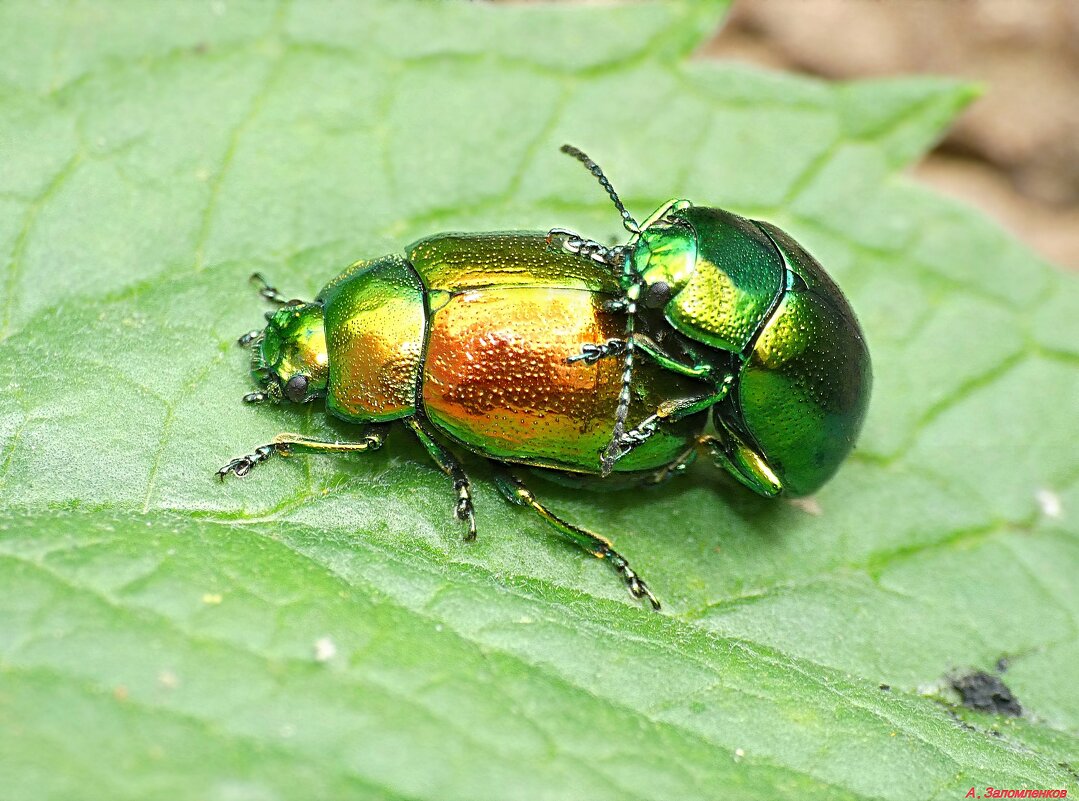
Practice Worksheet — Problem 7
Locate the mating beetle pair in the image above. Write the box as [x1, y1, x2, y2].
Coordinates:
[219, 146, 872, 609]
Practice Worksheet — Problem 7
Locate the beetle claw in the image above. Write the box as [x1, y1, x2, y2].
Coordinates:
[217, 457, 254, 480]
[456, 498, 477, 541]
[568, 339, 625, 365]
[545, 227, 621, 265]
[615, 415, 659, 452]
[610, 557, 660, 610]
[216, 444, 276, 480]
[630, 577, 661, 611]
[599, 415, 661, 476]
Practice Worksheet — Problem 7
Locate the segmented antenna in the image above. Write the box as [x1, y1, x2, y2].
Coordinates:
[560, 144, 640, 235]
[601, 298, 638, 476]
[558, 144, 647, 476]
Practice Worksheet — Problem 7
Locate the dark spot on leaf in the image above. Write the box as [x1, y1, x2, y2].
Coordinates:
[951, 671, 1022, 717]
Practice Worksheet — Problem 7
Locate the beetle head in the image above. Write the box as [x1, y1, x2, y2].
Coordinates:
[245, 302, 328, 404]
[629, 212, 698, 312]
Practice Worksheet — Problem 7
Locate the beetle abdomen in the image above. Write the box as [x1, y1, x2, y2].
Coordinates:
[733, 223, 872, 497]
[421, 284, 706, 474]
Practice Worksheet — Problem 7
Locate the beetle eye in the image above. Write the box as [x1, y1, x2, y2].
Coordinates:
[644, 281, 672, 309]
[284, 374, 309, 402]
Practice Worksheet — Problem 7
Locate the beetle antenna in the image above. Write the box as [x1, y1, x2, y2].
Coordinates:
[560, 144, 640, 235]
[557, 145, 645, 474]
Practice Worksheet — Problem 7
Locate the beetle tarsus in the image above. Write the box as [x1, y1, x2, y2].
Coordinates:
[614, 414, 660, 457]
[217, 444, 277, 479]
[405, 418, 479, 542]
[455, 485, 477, 541]
[568, 338, 625, 365]
[250, 272, 289, 305]
[607, 553, 660, 610]
[545, 227, 626, 266]
[599, 415, 661, 473]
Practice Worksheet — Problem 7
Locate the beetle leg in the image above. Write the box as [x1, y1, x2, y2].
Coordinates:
[650, 377, 734, 422]
[249, 272, 290, 305]
[642, 444, 699, 486]
[699, 431, 783, 498]
[405, 418, 477, 541]
[568, 333, 711, 379]
[492, 468, 660, 610]
[568, 328, 727, 473]
[567, 338, 625, 365]
[545, 228, 624, 267]
[614, 414, 661, 454]
[567, 339, 623, 364]
[607, 378, 736, 464]
[635, 197, 692, 232]
[630, 333, 714, 379]
[216, 427, 388, 479]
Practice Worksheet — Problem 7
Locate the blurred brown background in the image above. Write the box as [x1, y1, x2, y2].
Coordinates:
[705, 0, 1079, 269]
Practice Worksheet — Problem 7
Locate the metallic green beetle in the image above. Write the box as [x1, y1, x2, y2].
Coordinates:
[219, 146, 871, 608]
[551, 146, 873, 497]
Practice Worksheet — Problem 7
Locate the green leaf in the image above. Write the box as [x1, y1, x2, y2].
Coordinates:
[1, 1, 1077, 799]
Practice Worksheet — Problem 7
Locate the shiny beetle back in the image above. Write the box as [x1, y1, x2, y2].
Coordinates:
[728, 222, 872, 497]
